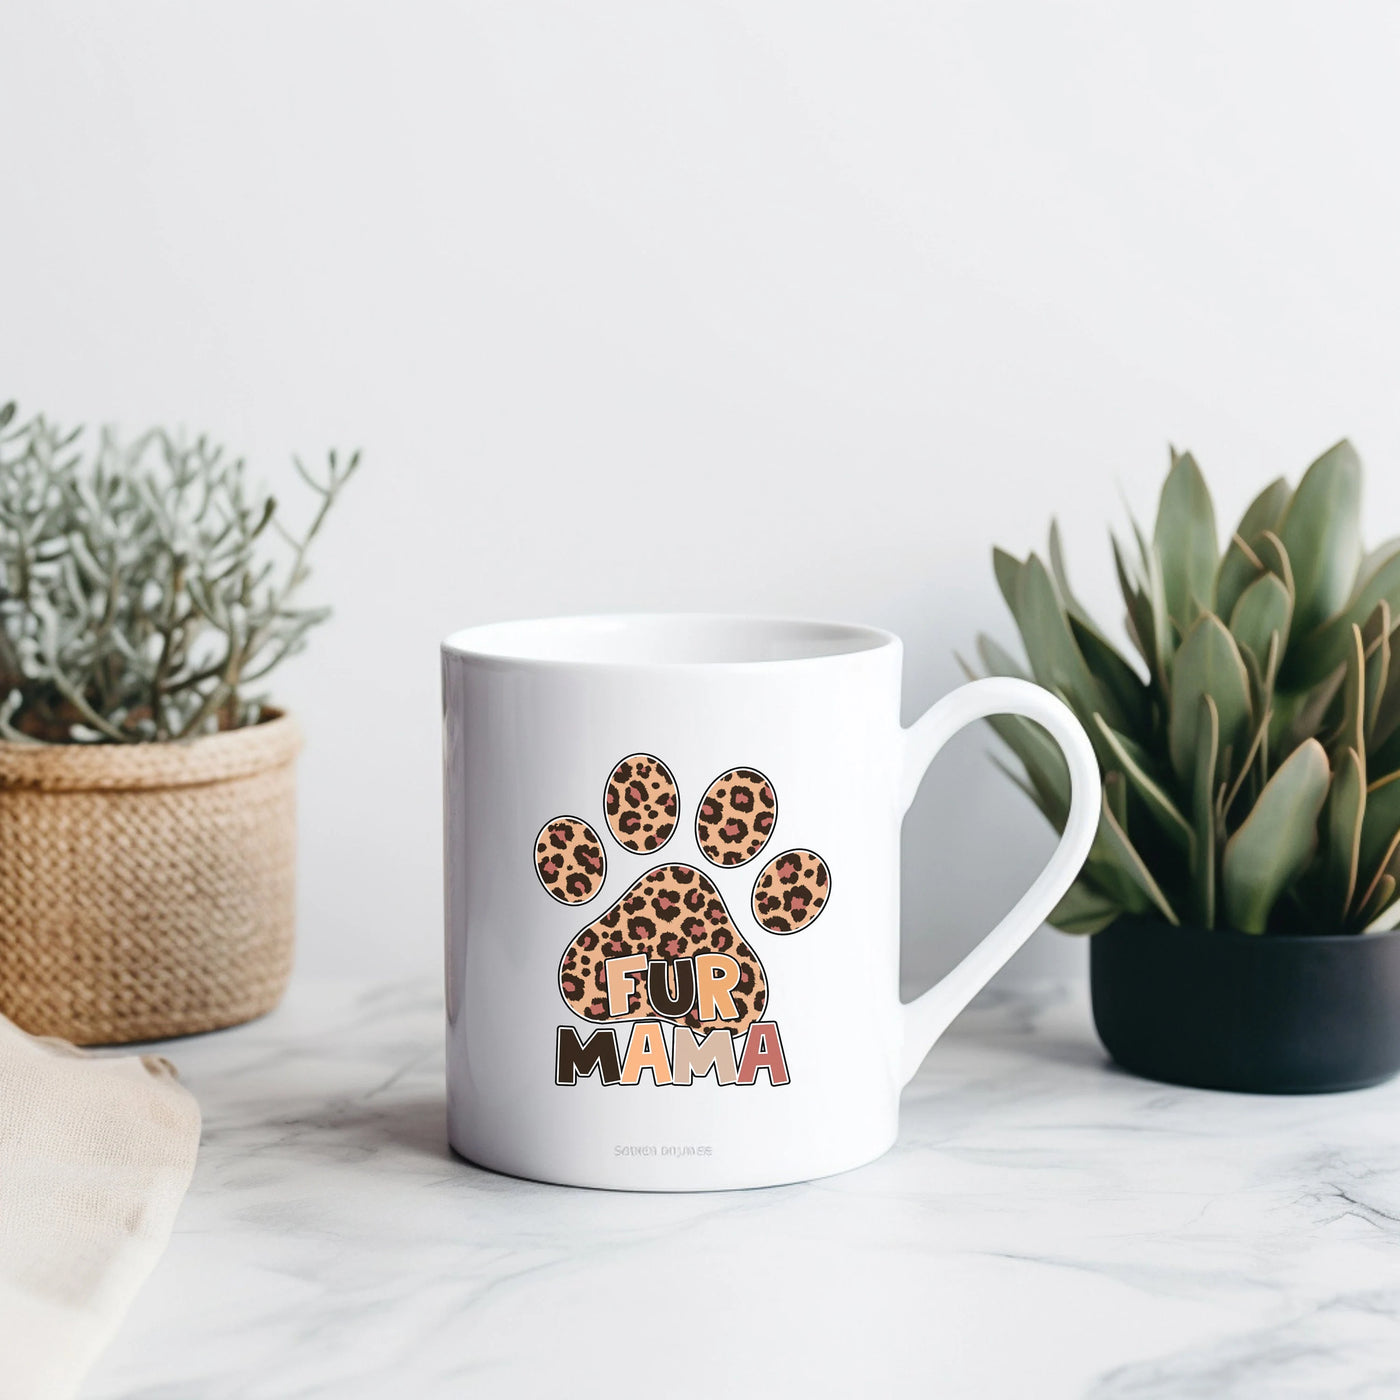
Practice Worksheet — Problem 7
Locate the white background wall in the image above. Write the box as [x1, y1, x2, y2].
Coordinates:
[5, 3, 1400, 995]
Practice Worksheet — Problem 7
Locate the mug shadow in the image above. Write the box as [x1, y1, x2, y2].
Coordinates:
[240, 1087, 459, 1168]
[347, 1091, 454, 1160]
[953, 1022, 1117, 1074]
[273, 1090, 603, 1194]
[938, 985, 1124, 1079]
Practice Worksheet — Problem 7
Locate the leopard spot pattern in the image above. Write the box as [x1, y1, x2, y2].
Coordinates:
[558, 863, 768, 1036]
[605, 753, 679, 854]
[535, 817, 607, 905]
[752, 849, 830, 933]
[696, 767, 776, 868]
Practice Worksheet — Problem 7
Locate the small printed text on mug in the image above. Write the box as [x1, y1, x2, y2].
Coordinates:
[614, 1144, 713, 1157]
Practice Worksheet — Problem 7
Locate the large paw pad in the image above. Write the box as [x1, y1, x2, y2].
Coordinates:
[558, 865, 768, 1036]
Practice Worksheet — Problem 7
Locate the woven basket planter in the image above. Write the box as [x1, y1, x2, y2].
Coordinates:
[0, 712, 302, 1044]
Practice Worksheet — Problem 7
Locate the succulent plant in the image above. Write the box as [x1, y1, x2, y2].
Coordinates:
[0, 398, 360, 743]
[973, 440, 1400, 936]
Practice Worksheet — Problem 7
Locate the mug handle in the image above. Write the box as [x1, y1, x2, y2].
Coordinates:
[897, 676, 1100, 1085]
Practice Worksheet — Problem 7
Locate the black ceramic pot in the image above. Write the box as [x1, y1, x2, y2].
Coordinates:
[1090, 916, 1400, 1093]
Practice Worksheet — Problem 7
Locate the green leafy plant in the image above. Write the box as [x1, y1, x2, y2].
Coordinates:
[0, 398, 360, 743]
[972, 441, 1400, 936]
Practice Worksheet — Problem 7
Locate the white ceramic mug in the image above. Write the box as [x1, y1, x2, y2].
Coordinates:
[442, 614, 1098, 1190]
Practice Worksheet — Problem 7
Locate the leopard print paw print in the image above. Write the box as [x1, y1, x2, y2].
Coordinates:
[538, 755, 831, 929]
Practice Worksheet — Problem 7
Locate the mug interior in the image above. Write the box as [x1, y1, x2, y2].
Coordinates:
[442, 613, 895, 666]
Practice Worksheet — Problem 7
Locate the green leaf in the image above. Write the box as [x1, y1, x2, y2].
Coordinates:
[1047, 519, 1078, 607]
[1372, 724, 1400, 781]
[1085, 858, 1152, 915]
[1334, 625, 1367, 767]
[1104, 767, 1130, 831]
[962, 645, 1077, 832]
[1092, 714, 1193, 853]
[1365, 891, 1400, 931]
[1095, 785, 1180, 924]
[991, 755, 1050, 816]
[1272, 664, 1346, 758]
[1358, 539, 1400, 597]
[1241, 612, 1279, 711]
[1292, 543, 1400, 685]
[1358, 769, 1400, 899]
[1363, 603, 1391, 746]
[1154, 449, 1218, 629]
[1190, 694, 1219, 927]
[1133, 519, 1175, 671]
[1254, 530, 1296, 599]
[1354, 823, 1400, 929]
[1229, 571, 1293, 671]
[1069, 616, 1151, 733]
[1048, 879, 1122, 935]
[1356, 873, 1397, 931]
[1277, 439, 1363, 639]
[1221, 697, 1272, 827]
[1351, 544, 1400, 626]
[1049, 522, 1151, 730]
[975, 633, 1029, 681]
[1113, 534, 1159, 679]
[1216, 477, 1292, 621]
[1168, 614, 1252, 787]
[993, 547, 1024, 624]
[1373, 630, 1400, 753]
[1017, 553, 1123, 728]
[1324, 747, 1366, 922]
[986, 713, 1071, 829]
[1221, 739, 1331, 933]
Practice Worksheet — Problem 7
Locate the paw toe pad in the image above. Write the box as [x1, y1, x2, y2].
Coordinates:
[605, 753, 678, 854]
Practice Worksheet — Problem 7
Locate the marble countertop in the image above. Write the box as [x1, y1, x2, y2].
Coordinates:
[83, 976, 1400, 1400]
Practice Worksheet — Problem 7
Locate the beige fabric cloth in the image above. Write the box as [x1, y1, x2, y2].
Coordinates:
[0, 1014, 200, 1400]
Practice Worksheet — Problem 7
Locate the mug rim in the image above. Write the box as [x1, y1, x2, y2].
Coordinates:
[441, 612, 899, 670]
